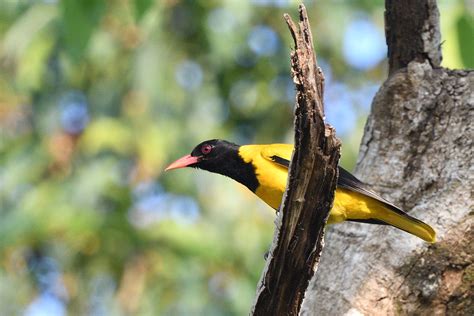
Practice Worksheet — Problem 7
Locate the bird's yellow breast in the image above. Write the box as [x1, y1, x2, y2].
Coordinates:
[254, 166, 288, 211]
[239, 145, 288, 209]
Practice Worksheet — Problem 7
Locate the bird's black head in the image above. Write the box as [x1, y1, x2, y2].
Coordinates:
[189, 139, 240, 172]
[165, 139, 240, 172]
[165, 139, 258, 192]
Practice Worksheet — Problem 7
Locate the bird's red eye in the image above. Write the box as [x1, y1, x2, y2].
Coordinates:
[201, 144, 212, 155]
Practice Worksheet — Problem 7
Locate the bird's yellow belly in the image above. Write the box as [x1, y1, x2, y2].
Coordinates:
[255, 183, 373, 224]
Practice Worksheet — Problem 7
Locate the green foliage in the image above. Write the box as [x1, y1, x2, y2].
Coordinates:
[60, 0, 106, 63]
[457, 12, 474, 68]
[0, 0, 468, 314]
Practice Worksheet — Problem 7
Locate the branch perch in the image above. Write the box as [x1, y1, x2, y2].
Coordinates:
[251, 5, 341, 315]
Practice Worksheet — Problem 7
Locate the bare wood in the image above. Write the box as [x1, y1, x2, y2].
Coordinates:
[385, 0, 442, 76]
[251, 4, 340, 315]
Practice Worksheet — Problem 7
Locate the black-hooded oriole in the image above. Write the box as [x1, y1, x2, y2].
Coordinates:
[165, 139, 435, 242]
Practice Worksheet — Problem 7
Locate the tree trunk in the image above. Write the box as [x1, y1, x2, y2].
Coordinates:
[301, 0, 473, 315]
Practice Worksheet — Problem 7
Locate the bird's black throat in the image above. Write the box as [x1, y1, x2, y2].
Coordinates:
[194, 141, 259, 193]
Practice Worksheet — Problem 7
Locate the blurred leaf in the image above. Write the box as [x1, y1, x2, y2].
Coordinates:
[1, 4, 57, 60]
[60, 0, 105, 62]
[17, 31, 54, 91]
[134, 0, 153, 21]
[456, 13, 474, 68]
[80, 118, 134, 155]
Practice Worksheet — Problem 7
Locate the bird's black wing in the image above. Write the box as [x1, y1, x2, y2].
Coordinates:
[269, 154, 433, 230]
[336, 167, 403, 212]
[269, 155, 404, 214]
[269, 155, 291, 168]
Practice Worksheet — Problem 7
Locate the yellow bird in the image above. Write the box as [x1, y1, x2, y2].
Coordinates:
[166, 139, 436, 242]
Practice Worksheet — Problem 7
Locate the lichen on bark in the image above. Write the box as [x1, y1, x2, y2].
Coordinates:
[396, 215, 473, 315]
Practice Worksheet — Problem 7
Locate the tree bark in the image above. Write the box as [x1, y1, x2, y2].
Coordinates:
[385, 0, 442, 75]
[251, 5, 341, 315]
[302, 0, 473, 315]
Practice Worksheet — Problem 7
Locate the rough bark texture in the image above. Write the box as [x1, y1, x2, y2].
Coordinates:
[385, 0, 442, 75]
[251, 5, 341, 315]
[301, 0, 473, 315]
[303, 61, 473, 316]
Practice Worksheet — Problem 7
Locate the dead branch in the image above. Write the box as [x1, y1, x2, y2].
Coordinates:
[251, 4, 341, 315]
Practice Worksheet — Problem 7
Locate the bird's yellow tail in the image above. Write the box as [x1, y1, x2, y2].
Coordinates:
[373, 203, 436, 243]
[334, 189, 436, 243]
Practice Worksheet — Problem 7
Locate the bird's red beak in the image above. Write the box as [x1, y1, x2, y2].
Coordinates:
[165, 154, 200, 171]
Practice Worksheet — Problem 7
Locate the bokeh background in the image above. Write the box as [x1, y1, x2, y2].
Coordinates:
[1, 0, 472, 315]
